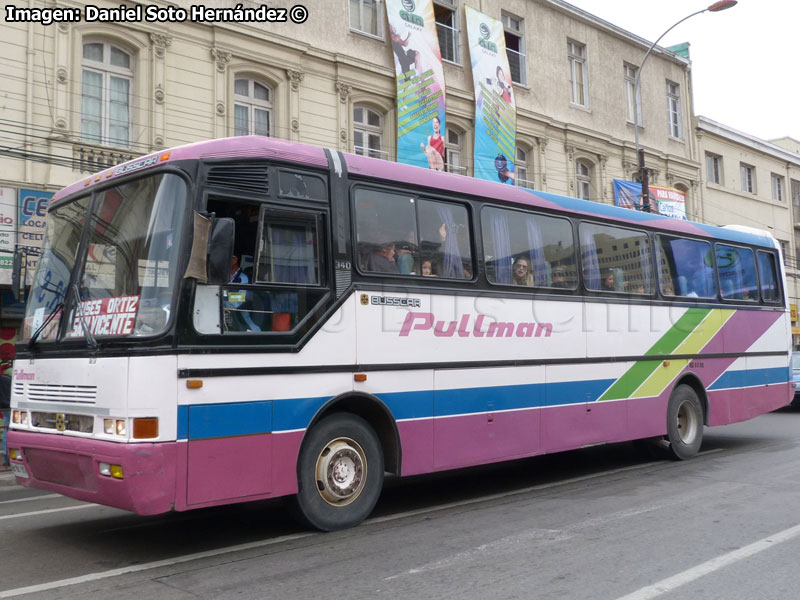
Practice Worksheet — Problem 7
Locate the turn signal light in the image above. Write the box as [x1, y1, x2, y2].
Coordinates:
[9, 448, 21, 461]
[133, 418, 159, 439]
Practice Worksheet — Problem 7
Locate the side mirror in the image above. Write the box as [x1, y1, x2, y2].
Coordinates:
[207, 217, 234, 284]
[11, 247, 26, 303]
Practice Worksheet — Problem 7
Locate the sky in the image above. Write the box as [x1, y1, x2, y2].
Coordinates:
[563, 0, 800, 144]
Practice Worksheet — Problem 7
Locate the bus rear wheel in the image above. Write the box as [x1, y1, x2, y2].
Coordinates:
[293, 413, 384, 531]
[665, 384, 704, 460]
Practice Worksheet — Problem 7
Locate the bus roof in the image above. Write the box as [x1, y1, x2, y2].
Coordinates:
[55, 136, 775, 249]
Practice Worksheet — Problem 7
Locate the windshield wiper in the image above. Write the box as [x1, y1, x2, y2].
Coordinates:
[28, 300, 64, 349]
[70, 284, 98, 351]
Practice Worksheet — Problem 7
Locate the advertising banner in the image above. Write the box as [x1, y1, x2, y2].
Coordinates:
[386, 0, 447, 170]
[465, 6, 517, 185]
[612, 179, 686, 220]
[0, 188, 16, 285]
[19, 188, 52, 282]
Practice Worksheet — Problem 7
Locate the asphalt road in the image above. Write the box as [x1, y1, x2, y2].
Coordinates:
[3, 407, 800, 600]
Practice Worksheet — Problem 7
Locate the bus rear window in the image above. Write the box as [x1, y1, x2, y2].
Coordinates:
[757, 250, 781, 302]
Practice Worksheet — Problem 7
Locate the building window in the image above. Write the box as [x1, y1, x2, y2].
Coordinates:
[706, 153, 722, 185]
[445, 128, 465, 175]
[740, 163, 756, 194]
[349, 0, 382, 38]
[794, 232, 800, 267]
[771, 173, 785, 202]
[353, 105, 387, 159]
[516, 147, 534, 189]
[81, 41, 132, 147]
[792, 179, 800, 209]
[666, 80, 682, 139]
[624, 63, 641, 125]
[576, 160, 592, 200]
[779, 240, 789, 267]
[567, 40, 587, 107]
[434, 1, 459, 64]
[502, 13, 526, 86]
[234, 78, 272, 137]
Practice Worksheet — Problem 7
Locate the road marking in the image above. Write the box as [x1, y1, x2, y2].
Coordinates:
[0, 494, 60, 506]
[0, 531, 315, 598]
[0, 448, 723, 598]
[0, 505, 94, 521]
[614, 522, 800, 600]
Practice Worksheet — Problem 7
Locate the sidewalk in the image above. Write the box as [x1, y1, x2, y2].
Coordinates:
[0, 467, 16, 487]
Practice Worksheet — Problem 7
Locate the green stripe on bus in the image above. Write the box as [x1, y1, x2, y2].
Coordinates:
[598, 307, 711, 401]
[633, 309, 734, 398]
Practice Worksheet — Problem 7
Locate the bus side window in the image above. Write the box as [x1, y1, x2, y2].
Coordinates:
[657, 235, 717, 299]
[580, 222, 652, 294]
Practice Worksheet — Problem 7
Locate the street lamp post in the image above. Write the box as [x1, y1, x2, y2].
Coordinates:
[633, 0, 737, 213]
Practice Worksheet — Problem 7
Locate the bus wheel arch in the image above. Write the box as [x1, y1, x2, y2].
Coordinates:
[304, 392, 401, 477]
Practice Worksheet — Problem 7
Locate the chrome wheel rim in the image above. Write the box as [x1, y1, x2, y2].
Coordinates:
[676, 401, 700, 444]
[315, 437, 367, 506]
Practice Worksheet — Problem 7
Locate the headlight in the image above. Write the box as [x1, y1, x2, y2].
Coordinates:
[115, 419, 126, 436]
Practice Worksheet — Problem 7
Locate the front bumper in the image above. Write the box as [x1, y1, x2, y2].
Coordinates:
[7, 430, 178, 515]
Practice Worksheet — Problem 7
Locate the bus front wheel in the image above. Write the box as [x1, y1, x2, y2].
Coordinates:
[293, 413, 384, 531]
[665, 385, 704, 460]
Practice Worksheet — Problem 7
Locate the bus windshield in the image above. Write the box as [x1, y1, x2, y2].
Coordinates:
[22, 172, 188, 343]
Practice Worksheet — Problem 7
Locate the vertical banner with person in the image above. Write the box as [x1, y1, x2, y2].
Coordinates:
[386, 0, 447, 170]
[465, 6, 517, 185]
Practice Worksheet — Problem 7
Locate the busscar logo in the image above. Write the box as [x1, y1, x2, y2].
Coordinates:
[360, 294, 370, 305]
[478, 22, 498, 53]
[368, 295, 422, 307]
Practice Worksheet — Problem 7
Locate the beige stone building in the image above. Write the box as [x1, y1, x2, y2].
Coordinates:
[2, 0, 701, 201]
[695, 116, 800, 341]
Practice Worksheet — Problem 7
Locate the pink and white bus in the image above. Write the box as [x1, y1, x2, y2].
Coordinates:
[7, 136, 792, 530]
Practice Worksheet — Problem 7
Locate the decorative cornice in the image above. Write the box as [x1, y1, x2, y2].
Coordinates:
[211, 48, 232, 73]
[335, 80, 352, 103]
[286, 69, 304, 91]
[150, 33, 172, 59]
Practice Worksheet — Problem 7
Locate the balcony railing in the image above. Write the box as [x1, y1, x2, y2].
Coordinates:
[353, 145, 389, 161]
[72, 143, 138, 174]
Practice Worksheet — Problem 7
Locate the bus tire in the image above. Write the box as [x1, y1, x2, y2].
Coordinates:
[292, 413, 384, 531]
[665, 385, 704, 461]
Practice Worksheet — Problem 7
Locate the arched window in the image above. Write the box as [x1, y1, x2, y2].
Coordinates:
[234, 78, 272, 137]
[353, 105, 386, 159]
[81, 41, 133, 146]
[516, 146, 534, 189]
[576, 160, 593, 201]
[445, 127, 465, 174]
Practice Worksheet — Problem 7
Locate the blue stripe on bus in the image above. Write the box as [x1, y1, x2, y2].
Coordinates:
[185, 401, 273, 440]
[708, 367, 790, 391]
[177, 379, 618, 439]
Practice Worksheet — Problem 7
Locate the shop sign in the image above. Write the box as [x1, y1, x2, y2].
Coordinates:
[0, 188, 17, 286]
